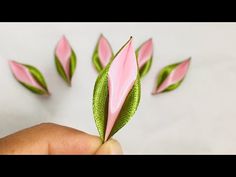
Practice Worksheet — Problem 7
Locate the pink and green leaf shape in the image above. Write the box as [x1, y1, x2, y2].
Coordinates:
[93, 37, 141, 142]
[92, 34, 113, 73]
[152, 58, 191, 95]
[55, 35, 77, 86]
[136, 38, 153, 78]
[9, 60, 50, 95]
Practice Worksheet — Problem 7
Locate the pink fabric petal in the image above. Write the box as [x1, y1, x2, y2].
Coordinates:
[137, 38, 153, 68]
[98, 35, 112, 68]
[156, 58, 191, 94]
[55, 35, 72, 79]
[105, 38, 138, 141]
[9, 60, 43, 89]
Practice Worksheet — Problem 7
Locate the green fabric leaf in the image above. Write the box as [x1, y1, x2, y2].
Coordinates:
[108, 75, 141, 140]
[139, 57, 152, 78]
[92, 45, 104, 73]
[19, 81, 47, 95]
[69, 50, 77, 80]
[92, 36, 113, 73]
[154, 58, 191, 94]
[55, 56, 70, 85]
[157, 63, 179, 88]
[92, 64, 110, 140]
[24, 64, 49, 92]
[93, 64, 141, 142]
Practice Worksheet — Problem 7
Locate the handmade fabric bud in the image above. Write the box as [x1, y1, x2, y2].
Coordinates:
[9, 60, 50, 95]
[92, 34, 113, 73]
[152, 58, 191, 95]
[55, 35, 77, 86]
[136, 38, 153, 78]
[93, 37, 141, 142]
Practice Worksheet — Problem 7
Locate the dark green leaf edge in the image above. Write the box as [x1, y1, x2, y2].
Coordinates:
[55, 55, 70, 85]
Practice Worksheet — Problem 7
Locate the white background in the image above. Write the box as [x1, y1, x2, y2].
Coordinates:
[0, 23, 235, 154]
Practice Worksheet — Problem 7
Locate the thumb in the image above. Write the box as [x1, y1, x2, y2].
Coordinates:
[95, 139, 123, 155]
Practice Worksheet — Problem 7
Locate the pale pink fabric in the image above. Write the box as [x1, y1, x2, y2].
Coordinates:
[98, 35, 112, 68]
[9, 60, 43, 89]
[55, 35, 72, 79]
[105, 38, 137, 141]
[155, 58, 191, 94]
[137, 38, 153, 68]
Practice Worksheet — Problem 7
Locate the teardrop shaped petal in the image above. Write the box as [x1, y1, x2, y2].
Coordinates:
[137, 38, 153, 68]
[92, 34, 113, 73]
[55, 35, 77, 85]
[9, 60, 49, 95]
[153, 58, 191, 94]
[93, 37, 141, 142]
[98, 35, 113, 68]
[105, 38, 138, 141]
[55, 35, 71, 77]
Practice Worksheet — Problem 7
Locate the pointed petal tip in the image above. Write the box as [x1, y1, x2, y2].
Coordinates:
[8, 60, 18, 65]
[8, 60, 18, 72]
[61, 34, 67, 40]
[186, 57, 191, 62]
[147, 38, 153, 43]
[183, 57, 191, 67]
[44, 91, 51, 96]
[151, 91, 158, 95]
[127, 37, 134, 46]
[98, 34, 113, 68]
[9, 60, 21, 70]
[152, 88, 161, 95]
[8, 60, 15, 67]
[58, 35, 70, 47]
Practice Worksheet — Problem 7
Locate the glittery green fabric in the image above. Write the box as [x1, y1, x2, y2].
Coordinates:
[93, 62, 141, 142]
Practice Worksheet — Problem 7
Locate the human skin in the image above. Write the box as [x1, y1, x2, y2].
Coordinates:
[0, 123, 122, 155]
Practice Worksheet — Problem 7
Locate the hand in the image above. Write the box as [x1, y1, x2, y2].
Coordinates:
[0, 123, 122, 155]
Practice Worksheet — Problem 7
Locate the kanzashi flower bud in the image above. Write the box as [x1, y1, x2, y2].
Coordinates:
[9, 60, 50, 95]
[152, 58, 191, 95]
[93, 37, 141, 142]
[55, 35, 77, 86]
[92, 34, 113, 73]
[136, 38, 153, 78]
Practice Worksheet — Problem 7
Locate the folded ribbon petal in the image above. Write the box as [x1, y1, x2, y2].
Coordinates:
[136, 38, 153, 78]
[93, 37, 141, 142]
[137, 38, 153, 68]
[55, 35, 77, 86]
[105, 38, 138, 141]
[9, 60, 49, 95]
[92, 34, 113, 73]
[98, 35, 113, 68]
[153, 58, 191, 95]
